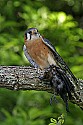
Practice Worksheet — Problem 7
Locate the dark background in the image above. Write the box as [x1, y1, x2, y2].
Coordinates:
[0, 0, 83, 125]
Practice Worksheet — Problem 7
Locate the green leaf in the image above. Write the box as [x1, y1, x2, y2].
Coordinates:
[50, 118, 57, 124]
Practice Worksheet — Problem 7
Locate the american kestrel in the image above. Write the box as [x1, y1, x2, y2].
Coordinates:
[23, 28, 77, 83]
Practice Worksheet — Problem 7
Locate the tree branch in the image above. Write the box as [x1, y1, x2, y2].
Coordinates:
[0, 66, 83, 110]
[0, 66, 52, 91]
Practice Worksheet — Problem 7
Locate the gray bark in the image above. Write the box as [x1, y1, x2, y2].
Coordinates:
[0, 66, 83, 110]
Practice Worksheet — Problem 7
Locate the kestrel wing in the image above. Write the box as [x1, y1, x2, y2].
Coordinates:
[42, 37, 77, 83]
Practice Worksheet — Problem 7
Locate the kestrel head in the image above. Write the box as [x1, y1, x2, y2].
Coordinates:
[25, 28, 41, 41]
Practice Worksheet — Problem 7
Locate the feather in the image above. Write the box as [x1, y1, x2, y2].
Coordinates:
[23, 45, 38, 68]
[42, 37, 77, 83]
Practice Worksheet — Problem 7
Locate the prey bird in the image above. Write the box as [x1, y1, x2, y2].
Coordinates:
[23, 28, 77, 112]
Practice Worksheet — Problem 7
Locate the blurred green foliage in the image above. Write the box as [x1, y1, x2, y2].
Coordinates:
[0, 0, 83, 125]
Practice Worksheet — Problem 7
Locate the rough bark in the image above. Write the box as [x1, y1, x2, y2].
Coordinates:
[0, 66, 83, 110]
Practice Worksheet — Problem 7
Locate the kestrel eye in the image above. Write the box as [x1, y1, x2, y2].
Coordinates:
[34, 32, 37, 34]
[28, 31, 32, 34]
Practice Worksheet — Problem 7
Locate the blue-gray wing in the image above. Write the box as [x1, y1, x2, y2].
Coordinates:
[42, 38, 56, 53]
[23, 45, 38, 68]
[42, 38, 77, 82]
[42, 38, 65, 65]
